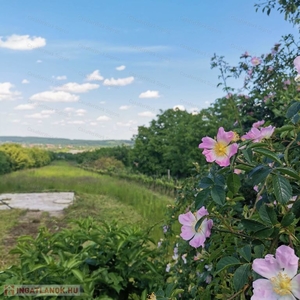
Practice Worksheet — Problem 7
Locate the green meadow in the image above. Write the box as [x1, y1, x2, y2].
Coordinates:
[0, 161, 174, 269]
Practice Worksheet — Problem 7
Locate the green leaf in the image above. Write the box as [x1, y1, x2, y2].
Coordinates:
[241, 219, 265, 232]
[272, 175, 292, 205]
[248, 142, 269, 149]
[211, 185, 225, 205]
[281, 212, 295, 227]
[275, 125, 295, 133]
[195, 188, 210, 210]
[252, 148, 282, 165]
[227, 173, 241, 194]
[71, 269, 84, 282]
[233, 264, 250, 291]
[238, 245, 251, 262]
[259, 205, 277, 225]
[242, 148, 253, 164]
[275, 167, 300, 180]
[215, 256, 240, 274]
[292, 199, 300, 218]
[253, 244, 264, 258]
[199, 177, 214, 189]
[286, 101, 300, 119]
[249, 165, 272, 186]
[254, 227, 274, 238]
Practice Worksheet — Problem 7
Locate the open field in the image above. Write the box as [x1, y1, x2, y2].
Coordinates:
[0, 161, 173, 270]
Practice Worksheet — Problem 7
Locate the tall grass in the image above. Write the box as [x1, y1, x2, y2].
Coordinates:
[0, 161, 173, 240]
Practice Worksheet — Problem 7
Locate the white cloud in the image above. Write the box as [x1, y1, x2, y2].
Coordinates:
[67, 120, 85, 124]
[41, 110, 55, 115]
[55, 75, 67, 80]
[0, 82, 21, 101]
[173, 105, 185, 111]
[117, 120, 136, 127]
[97, 115, 111, 121]
[86, 70, 104, 81]
[90, 122, 97, 126]
[116, 65, 126, 71]
[75, 109, 87, 116]
[53, 82, 99, 93]
[36, 60, 42, 63]
[119, 105, 130, 110]
[103, 76, 134, 86]
[29, 91, 79, 102]
[26, 113, 50, 119]
[100, 101, 106, 104]
[11, 119, 21, 123]
[14, 103, 36, 110]
[0, 34, 46, 50]
[138, 111, 155, 117]
[22, 79, 29, 84]
[139, 90, 160, 98]
[64, 107, 75, 112]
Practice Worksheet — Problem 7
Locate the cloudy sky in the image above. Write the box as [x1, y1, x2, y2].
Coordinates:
[0, 1, 297, 140]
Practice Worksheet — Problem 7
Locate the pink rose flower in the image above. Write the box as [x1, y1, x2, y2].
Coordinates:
[294, 56, 300, 74]
[242, 121, 275, 143]
[252, 245, 300, 299]
[251, 57, 262, 66]
[178, 207, 213, 248]
[199, 127, 238, 167]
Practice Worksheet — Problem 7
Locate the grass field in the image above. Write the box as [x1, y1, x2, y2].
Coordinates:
[0, 161, 174, 269]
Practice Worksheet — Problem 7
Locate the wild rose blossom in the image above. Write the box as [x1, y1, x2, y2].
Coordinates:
[178, 207, 213, 248]
[251, 57, 262, 66]
[199, 127, 238, 167]
[241, 121, 275, 143]
[294, 56, 300, 83]
[252, 245, 300, 299]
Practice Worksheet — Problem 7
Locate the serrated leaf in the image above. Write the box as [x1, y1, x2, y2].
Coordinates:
[211, 185, 225, 205]
[292, 199, 300, 218]
[286, 101, 300, 119]
[275, 125, 295, 133]
[254, 227, 274, 238]
[233, 264, 250, 291]
[238, 245, 251, 262]
[227, 173, 241, 194]
[253, 148, 282, 165]
[195, 188, 210, 210]
[272, 175, 292, 205]
[242, 148, 253, 164]
[241, 219, 265, 232]
[215, 256, 240, 274]
[199, 177, 214, 189]
[259, 205, 277, 225]
[249, 165, 272, 185]
[281, 212, 295, 227]
[275, 167, 300, 180]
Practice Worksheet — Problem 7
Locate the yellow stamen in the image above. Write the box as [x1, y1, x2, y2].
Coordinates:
[271, 272, 292, 296]
[214, 142, 227, 156]
[232, 132, 240, 142]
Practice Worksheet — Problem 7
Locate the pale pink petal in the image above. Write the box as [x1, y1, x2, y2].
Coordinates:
[241, 127, 261, 141]
[280, 295, 296, 300]
[216, 127, 234, 145]
[202, 149, 217, 163]
[215, 156, 231, 167]
[234, 169, 242, 174]
[180, 225, 195, 241]
[291, 274, 300, 298]
[252, 255, 281, 279]
[252, 120, 265, 128]
[202, 219, 213, 237]
[226, 143, 238, 157]
[189, 231, 205, 248]
[195, 207, 209, 219]
[276, 245, 299, 278]
[260, 125, 275, 140]
[294, 56, 300, 74]
[199, 137, 216, 149]
[251, 279, 278, 299]
[178, 211, 196, 226]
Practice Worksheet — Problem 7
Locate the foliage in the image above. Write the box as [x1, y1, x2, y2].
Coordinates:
[0, 144, 52, 172]
[90, 157, 125, 172]
[0, 150, 12, 174]
[0, 218, 166, 299]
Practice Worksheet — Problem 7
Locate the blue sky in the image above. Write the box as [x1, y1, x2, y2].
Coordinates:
[0, 0, 298, 140]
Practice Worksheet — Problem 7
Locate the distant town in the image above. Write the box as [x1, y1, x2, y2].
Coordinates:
[0, 136, 133, 153]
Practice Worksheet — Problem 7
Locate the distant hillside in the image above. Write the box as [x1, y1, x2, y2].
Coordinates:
[0, 136, 133, 147]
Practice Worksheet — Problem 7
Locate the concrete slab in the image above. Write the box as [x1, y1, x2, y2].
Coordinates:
[0, 192, 75, 216]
